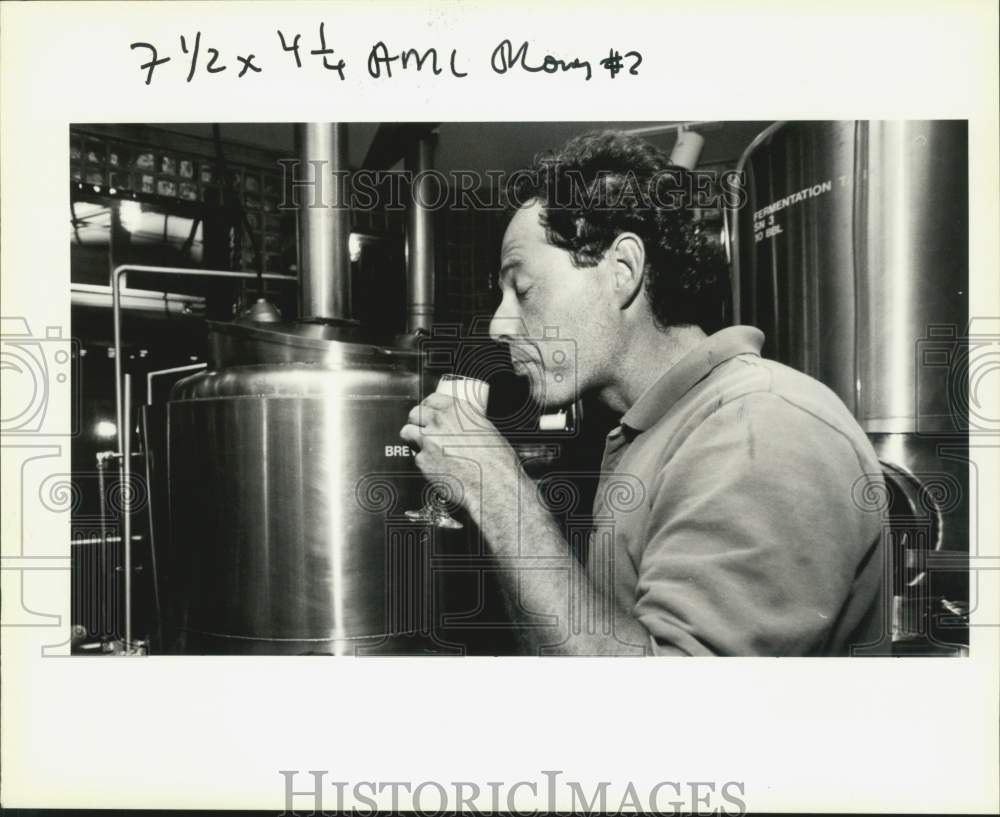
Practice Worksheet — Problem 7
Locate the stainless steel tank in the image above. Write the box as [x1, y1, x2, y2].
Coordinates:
[162, 320, 447, 654]
[731, 120, 969, 653]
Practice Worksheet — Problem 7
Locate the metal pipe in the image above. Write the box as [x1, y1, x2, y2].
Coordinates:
[72, 283, 205, 316]
[112, 265, 295, 470]
[95, 452, 109, 597]
[123, 373, 132, 649]
[406, 135, 436, 334]
[147, 363, 208, 405]
[140, 408, 164, 648]
[623, 120, 721, 138]
[296, 123, 351, 322]
[110, 264, 298, 652]
[729, 122, 785, 324]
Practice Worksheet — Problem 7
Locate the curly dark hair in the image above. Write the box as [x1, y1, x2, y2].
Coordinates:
[507, 130, 728, 333]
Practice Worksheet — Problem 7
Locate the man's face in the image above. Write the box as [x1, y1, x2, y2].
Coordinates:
[490, 201, 617, 408]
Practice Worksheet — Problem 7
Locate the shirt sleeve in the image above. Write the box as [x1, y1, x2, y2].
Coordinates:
[632, 391, 883, 656]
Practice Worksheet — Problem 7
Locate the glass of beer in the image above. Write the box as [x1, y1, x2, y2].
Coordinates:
[405, 374, 490, 529]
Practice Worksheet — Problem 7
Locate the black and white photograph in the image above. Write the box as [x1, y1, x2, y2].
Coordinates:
[65, 120, 972, 658]
[1, 2, 997, 814]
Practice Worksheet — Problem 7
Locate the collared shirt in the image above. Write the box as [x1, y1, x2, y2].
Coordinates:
[587, 326, 886, 656]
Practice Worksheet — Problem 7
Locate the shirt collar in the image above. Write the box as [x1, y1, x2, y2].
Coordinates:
[619, 325, 765, 434]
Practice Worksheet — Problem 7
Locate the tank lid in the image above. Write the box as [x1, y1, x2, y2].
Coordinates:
[208, 320, 420, 370]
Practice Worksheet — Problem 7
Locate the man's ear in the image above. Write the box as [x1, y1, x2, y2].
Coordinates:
[609, 232, 646, 309]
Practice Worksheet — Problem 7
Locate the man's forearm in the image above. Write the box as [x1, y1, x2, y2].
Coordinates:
[470, 461, 649, 655]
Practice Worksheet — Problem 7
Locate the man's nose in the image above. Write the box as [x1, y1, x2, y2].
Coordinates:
[488, 296, 527, 344]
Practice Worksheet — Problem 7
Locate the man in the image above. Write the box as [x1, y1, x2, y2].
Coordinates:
[400, 130, 886, 656]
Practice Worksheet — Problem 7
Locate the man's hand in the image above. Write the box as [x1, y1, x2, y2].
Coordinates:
[399, 393, 518, 523]
[400, 393, 650, 655]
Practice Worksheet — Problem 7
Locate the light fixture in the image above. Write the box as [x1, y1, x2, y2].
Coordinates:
[95, 420, 117, 439]
[669, 127, 705, 170]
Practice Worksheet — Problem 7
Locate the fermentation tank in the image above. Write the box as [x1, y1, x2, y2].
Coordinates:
[731, 120, 969, 652]
[151, 123, 464, 654]
[162, 320, 445, 654]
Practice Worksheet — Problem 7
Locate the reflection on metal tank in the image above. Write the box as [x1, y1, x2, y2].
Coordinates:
[732, 121, 969, 653]
[163, 320, 443, 654]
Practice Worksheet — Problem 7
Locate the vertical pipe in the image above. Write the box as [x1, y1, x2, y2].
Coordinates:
[731, 122, 785, 326]
[108, 203, 129, 649]
[123, 373, 132, 650]
[109, 265, 299, 650]
[406, 136, 436, 334]
[140, 408, 164, 649]
[296, 123, 351, 322]
[110, 205, 125, 466]
[96, 453, 108, 634]
[851, 120, 870, 421]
